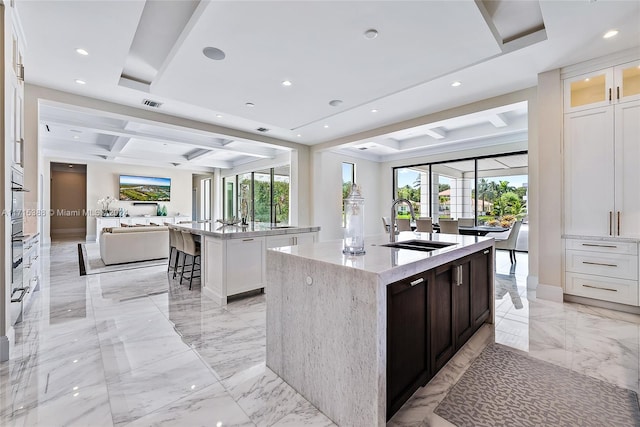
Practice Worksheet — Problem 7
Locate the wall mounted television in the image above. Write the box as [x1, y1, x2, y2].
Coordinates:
[119, 175, 171, 202]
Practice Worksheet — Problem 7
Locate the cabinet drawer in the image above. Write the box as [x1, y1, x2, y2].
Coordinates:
[565, 249, 638, 280]
[565, 239, 638, 255]
[565, 272, 639, 306]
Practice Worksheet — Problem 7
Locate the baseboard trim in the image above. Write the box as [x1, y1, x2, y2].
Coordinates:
[564, 294, 640, 315]
[0, 335, 10, 362]
[535, 283, 563, 302]
[527, 275, 538, 290]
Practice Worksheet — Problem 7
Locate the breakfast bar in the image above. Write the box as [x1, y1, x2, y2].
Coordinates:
[170, 222, 320, 305]
[266, 231, 495, 426]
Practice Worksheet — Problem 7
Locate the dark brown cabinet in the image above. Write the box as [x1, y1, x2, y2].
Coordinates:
[387, 247, 493, 420]
[386, 272, 430, 417]
[471, 248, 492, 329]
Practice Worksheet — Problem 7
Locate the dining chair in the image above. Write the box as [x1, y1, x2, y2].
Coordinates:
[180, 231, 201, 289]
[439, 219, 459, 234]
[458, 217, 475, 227]
[495, 220, 523, 264]
[415, 218, 433, 232]
[396, 218, 412, 232]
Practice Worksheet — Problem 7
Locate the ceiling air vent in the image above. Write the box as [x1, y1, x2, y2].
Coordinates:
[142, 99, 162, 108]
[358, 147, 368, 150]
[256, 127, 269, 132]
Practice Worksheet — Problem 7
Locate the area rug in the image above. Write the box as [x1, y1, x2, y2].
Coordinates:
[434, 343, 640, 427]
[78, 243, 167, 276]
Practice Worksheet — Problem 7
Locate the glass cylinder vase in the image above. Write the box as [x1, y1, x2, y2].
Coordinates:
[343, 184, 365, 255]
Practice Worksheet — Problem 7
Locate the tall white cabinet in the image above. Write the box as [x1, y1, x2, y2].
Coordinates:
[563, 56, 640, 309]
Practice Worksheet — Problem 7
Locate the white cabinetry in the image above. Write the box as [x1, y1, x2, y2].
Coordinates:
[565, 239, 638, 306]
[564, 100, 640, 237]
[266, 231, 318, 248]
[226, 237, 266, 296]
[563, 56, 640, 309]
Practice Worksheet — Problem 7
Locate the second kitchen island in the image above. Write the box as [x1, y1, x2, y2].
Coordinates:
[171, 222, 320, 305]
[266, 231, 494, 426]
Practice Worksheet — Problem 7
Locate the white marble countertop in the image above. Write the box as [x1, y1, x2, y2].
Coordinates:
[171, 221, 320, 240]
[270, 231, 494, 284]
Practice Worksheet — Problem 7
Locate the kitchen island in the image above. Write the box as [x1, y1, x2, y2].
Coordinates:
[266, 231, 494, 426]
[170, 222, 320, 305]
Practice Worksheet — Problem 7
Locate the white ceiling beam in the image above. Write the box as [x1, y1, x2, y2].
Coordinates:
[43, 138, 230, 168]
[186, 148, 215, 161]
[488, 113, 508, 128]
[424, 128, 446, 139]
[372, 138, 401, 151]
[40, 115, 277, 159]
[43, 146, 231, 170]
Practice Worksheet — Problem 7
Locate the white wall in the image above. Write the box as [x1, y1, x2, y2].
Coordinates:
[311, 151, 382, 242]
[41, 159, 195, 243]
[534, 69, 562, 300]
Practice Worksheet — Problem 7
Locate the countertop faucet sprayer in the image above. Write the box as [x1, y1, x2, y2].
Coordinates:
[389, 199, 415, 243]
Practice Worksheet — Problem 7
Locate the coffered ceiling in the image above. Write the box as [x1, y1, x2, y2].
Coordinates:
[15, 0, 640, 170]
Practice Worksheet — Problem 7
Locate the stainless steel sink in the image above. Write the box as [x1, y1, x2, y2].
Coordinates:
[381, 240, 456, 252]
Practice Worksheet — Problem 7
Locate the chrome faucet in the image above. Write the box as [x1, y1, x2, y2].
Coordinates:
[390, 198, 415, 243]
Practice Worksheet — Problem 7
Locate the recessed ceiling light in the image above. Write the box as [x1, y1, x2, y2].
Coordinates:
[603, 29, 619, 39]
[203, 46, 226, 60]
[75, 79, 86, 85]
[364, 29, 378, 39]
[297, 134, 302, 137]
[73, 135, 79, 139]
[451, 81, 462, 87]
[323, 124, 329, 128]
[329, 99, 343, 107]
[216, 114, 222, 118]
[585, 78, 590, 82]
[75, 48, 88, 56]
[245, 102, 255, 107]
[281, 80, 292, 87]
[371, 109, 378, 113]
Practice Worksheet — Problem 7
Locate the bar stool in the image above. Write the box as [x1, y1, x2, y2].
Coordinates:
[180, 231, 201, 289]
[172, 229, 185, 279]
[167, 227, 179, 274]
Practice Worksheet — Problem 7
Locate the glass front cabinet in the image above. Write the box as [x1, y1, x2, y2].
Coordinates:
[564, 60, 640, 112]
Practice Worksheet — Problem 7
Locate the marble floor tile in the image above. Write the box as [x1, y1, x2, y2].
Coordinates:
[106, 350, 219, 426]
[124, 382, 254, 427]
[3, 242, 640, 427]
[223, 367, 306, 426]
[270, 399, 337, 427]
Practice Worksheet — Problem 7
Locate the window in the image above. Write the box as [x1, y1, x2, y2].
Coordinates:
[200, 178, 211, 221]
[342, 162, 355, 226]
[222, 165, 291, 224]
[393, 152, 528, 229]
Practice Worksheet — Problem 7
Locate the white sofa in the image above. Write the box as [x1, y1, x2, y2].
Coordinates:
[100, 226, 169, 265]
